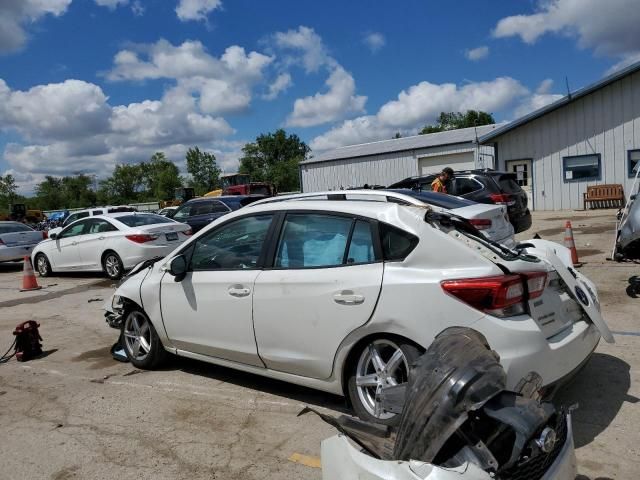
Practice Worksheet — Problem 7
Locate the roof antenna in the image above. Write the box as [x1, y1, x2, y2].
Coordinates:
[565, 76, 572, 100]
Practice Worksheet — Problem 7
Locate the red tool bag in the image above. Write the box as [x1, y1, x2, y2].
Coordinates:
[13, 321, 43, 361]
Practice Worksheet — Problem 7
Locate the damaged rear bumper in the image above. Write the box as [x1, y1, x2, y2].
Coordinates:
[320, 414, 576, 480]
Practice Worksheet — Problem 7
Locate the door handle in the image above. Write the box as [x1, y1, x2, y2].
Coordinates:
[333, 290, 365, 305]
[98, 236, 105, 240]
[228, 285, 251, 297]
[71, 241, 78, 245]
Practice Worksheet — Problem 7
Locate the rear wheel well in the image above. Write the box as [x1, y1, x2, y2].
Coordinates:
[101, 249, 118, 264]
[341, 333, 424, 404]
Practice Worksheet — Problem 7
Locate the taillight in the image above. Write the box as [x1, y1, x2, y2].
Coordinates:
[125, 234, 158, 243]
[42, 231, 48, 240]
[468, 218, 492, 230]
[489, 193, 516, 206]
[441, 271, 547, 317]
[0, 238, 4, 245]
[182, 228, 193, 236]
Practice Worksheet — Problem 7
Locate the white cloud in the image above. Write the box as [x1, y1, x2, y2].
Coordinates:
[311, 77, 529, 151]
[105, 40, 273, 114]
[606, 52, 640, 74]
[0, 0, 71, 54]
[514, 79, 564, 117]
[493, 0, 640, 59]
[363, 33, 386, 53]
[263, 73, 292, 100]
[94, 0, 129, 9]
[273, 26, 334, 73]
[131, 1, 145, 16]
[0, 78, 235, 185]
[176, 0, 222, 22]
[465, 46, 489, 61]
[286, 67, 366, 127]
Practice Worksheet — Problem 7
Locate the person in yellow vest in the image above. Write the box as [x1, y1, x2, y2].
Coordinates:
[431, 167, 454, 193]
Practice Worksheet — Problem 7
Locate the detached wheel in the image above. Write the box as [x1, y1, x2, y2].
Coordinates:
[122, 309, 167, 369]
[103, 251, 124, 280]
[35, 253, 52, 277]
[347, 338, 420, 425]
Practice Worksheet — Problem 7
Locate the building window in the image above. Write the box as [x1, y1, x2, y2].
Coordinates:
[562, 154, 601, 182]
[629, 150, 640, 178]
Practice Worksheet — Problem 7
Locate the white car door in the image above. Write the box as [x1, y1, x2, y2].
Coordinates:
[253, 213, 384, 380]
[160, 213, 275, 367]
[75, 218, 120, 269]
[51, 220, 89, 270]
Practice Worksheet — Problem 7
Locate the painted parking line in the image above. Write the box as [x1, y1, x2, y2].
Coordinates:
[611, 330, 640, 337]
[288, 452, 322, 468]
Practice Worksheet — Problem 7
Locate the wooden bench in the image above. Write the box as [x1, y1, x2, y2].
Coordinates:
[583, 184, 625, 210]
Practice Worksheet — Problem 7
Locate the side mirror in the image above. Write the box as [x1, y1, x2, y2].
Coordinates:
[168, 255, 187, 281]
[49, 233, 58, 240]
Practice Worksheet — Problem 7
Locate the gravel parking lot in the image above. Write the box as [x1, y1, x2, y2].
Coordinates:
[0, 209, 638, 480]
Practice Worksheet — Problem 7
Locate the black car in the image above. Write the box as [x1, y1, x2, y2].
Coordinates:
[389, 170, 532, 233]
[171, 195, 265, 233]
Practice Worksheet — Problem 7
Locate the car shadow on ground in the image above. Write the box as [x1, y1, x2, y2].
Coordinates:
[0, 261, 24, 273]
[167, 355, 350, 414]
[576, 476, 614, 480]
[554, 353, 638, 448]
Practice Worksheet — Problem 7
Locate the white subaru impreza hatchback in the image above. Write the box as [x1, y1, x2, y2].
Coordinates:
[105, 200, 612, 423]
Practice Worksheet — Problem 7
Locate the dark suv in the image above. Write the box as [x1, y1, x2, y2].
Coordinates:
[389, 170, 532, 233]
[172, 195, 265, 233]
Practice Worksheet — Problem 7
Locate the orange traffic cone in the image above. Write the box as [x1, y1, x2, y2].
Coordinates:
[564, 221, 580, 265]
[20, 256, 42, 292]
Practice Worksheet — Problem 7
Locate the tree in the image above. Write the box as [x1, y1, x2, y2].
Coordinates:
[0, 174, 17, 210]
[99, 164, 144, 204]
[239, 129, 310, 192]
[186, 147, 221, 195]
[420, 110, 495, 134]
[140, 152, 182, 200]
[35, 176, 65, 210]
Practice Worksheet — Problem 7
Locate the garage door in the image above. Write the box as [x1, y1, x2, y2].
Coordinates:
[418, 152, 474, 175]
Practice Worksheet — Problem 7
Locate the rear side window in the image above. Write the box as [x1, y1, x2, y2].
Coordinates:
[193, 201, 230, 215]
[116, 214, 173, 227]
[496, 175, 523, 194]
[346, 220, 376, 264]
[455, 178, 483, 196]
[379, 223, 418, 261]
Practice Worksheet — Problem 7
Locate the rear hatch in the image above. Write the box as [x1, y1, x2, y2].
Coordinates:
[493, 173, 528, 214]
[0, 228, 42, 246]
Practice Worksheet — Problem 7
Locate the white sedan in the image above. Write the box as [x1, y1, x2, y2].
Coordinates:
[105, 200, 612, 428]
[32, 213, 191, 279]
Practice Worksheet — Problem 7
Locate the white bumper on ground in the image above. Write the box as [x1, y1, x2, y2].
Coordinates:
[320, 415, 576, 480]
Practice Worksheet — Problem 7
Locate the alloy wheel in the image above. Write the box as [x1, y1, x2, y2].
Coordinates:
[36, 255, 48, 276]
[355, 339, 409, 420]
[123, 311, 152, 361]
[104, 254, 121, 278]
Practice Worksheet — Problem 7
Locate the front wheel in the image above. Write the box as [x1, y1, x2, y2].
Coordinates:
[122, 309, 167, 369]
[102, 251, 124, 280]
[35, 253, 52, 277]
[347, 338, 420, 425]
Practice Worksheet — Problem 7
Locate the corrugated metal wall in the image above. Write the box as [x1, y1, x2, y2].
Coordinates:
[492, 70, 640, 211]
[301, 143, 495, 192]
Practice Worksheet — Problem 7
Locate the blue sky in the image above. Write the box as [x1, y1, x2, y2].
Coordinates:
[1, 0, 639, 193]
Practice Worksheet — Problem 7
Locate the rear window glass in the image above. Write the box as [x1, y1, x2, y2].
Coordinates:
[115, 214, 173, 227]
[386, 189, 476, 209]
[379, 223, 419, 261]
[497, 175, 523, 194]
[0, 223, 33, 233]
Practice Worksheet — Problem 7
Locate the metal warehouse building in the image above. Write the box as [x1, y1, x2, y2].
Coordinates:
[480, 62, 640, 211]
[300, 124, 498, 192]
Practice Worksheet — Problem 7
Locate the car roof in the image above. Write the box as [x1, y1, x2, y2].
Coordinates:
[251, 189, 428, 207]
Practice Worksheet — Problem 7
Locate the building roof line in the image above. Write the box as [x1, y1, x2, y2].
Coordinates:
[479, 60, 640, 143]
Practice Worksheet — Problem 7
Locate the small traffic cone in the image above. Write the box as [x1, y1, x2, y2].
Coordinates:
[20, 256, 42, 292]
[564, 221, 580, 265]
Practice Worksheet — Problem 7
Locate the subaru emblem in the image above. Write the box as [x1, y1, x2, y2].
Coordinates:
[535, 427, 557, 453]
[575, 286, 590, 306]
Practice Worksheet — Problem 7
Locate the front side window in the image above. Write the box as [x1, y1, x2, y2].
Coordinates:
[59, 220, 88, 239]
[172, 205, 192, 220]
[563, 154, 601, 182]
[190, 215, 273, 270]
[275, 214, 352, 268]
[628, 150, 640, 178]
[191, 201, 230, 216]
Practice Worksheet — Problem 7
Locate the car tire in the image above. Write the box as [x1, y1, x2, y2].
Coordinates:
[102, 251, 124, 280]
[35, 253, 52, 277]
[347, 338, 421, 425]
[122, 309, 167, 369]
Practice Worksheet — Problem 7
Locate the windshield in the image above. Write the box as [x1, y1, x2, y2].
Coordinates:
[0, 223, 33, 233]
[116, 214, 174, 227]
[386, 189, 476, 209]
